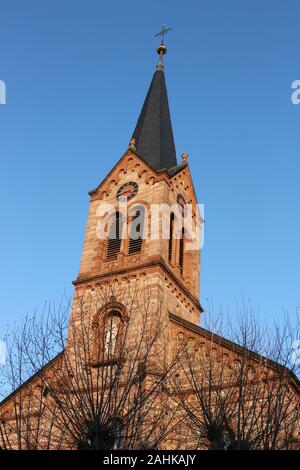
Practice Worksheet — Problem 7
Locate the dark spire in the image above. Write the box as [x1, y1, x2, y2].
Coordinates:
[131, 44, 177, 171]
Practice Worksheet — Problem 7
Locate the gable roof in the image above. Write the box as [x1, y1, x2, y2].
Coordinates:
[169, 313, 300, 390]
[0, 351, 64, 408]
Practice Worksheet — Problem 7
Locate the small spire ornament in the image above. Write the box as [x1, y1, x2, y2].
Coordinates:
[128, 138, 136, 151]
[181, 152, 188, 162]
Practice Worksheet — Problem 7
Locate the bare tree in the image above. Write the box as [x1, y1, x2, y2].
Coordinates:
[0, 282, 181, 450]
[3, 290, 299, 451]
[170, 301, 300, 450]
[0, 300, 69, 450]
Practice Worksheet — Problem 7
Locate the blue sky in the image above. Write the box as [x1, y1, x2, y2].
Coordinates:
[0, 0, 299, 329]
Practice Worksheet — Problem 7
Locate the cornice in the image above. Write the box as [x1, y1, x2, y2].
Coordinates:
[73, 258, 203, 312]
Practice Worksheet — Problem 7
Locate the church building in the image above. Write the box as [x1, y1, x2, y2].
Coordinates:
[1, 40, 299, 451]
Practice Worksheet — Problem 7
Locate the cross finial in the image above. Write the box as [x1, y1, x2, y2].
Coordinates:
[155, 24, 172, 45]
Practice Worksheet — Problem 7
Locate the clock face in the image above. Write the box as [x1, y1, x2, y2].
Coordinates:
[116, 182, 139, 201]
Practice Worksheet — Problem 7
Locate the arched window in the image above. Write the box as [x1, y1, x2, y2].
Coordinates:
[92, 302, 127, 365]
[168, 213, 174, 263]
[106, 212, 123, 261]
[179, 228, 184, 274]
[103, 312, 122, 357]
[128, 205, 145, 255]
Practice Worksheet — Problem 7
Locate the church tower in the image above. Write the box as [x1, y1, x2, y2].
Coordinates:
[72, 43, 203, 329]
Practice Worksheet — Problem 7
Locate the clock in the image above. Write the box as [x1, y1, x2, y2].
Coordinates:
[116, 182, 139, 201]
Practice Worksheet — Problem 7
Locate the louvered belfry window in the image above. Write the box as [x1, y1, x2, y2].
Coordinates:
[168, 213, 175, 262]
[106, 212, 123, 260]
[128, 206, 145, 255]
[179, 228, 184, 274]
